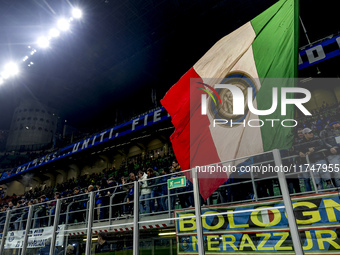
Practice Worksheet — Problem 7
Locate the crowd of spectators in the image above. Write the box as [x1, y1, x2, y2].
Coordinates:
[0, 154, 197, 232]
[1, 103, 340, 233]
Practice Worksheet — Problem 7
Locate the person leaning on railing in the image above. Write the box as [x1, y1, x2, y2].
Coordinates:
[292, 128, 312, 192]
[320, 119, 340, 187]
[147, 168, 161, 213]
[298, 128, 334, 190]
[159, 168, 170, 211]
[138, 170, 151, 215]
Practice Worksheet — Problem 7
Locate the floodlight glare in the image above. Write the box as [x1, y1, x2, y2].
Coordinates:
[72, 8, 82, 19]
[37, 36, 50, 48]
[57, 18, 70, 31]
[49, 28, 60, 38]
[4, 62, 19, 76]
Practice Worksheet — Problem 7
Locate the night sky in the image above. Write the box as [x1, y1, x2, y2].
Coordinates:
[0, 0, 338, 131]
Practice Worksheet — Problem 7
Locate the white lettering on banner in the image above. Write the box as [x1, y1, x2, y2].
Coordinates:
[100, 131, 107, 142]
[38, 157, 44, 165]
[32, 158, 38, 167]
[91, 135, 97, 145]
[73, 142, 80, 152]
[144, 114, 148, 126]
[298, 54, 303, 65]
[82, 138, 91, 149]
[51, 152, 58, 161]
[337, 37, 340, 48]
[109, 128, 114, 139]
[5, 225, 65, 249]
[153, 109, 162, 122]
[132, 118, 139, 131]
[305, 45, 326, 64]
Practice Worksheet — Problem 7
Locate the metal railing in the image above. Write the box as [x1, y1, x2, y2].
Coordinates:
[1, 148, 340, 254]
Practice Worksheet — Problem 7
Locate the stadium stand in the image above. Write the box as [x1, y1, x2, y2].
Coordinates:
[1, 101, 340, 254]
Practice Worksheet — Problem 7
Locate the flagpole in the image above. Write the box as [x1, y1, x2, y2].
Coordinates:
[192, 168, 205, 255]
[299, 16, 311, 46]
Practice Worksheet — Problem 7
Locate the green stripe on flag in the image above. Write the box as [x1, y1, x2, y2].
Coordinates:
[251, 0, 298, 151]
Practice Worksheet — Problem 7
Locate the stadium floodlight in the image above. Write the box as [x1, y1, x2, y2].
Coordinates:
[49, 28, 60, 38]
[37, 36, 50, 48]
[4, 62, 19, 77]
[57, 18, 70, 31]
[72, 8, 82, 19]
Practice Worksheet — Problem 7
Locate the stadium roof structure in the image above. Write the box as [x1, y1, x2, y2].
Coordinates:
[0, 0, 339, 131]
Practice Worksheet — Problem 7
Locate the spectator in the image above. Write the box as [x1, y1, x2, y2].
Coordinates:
[293, 128, 312, 192]
[95, 232, 110, 253]
[95, 179, 109, 220]
[299, 128, 334, 190]
[65, 244, 74, 254]
[321, 119, 340, 187]
[70, 187, 86, 223]
[138, 170, 151, 215]
[147, 168, 161, 212]
[159, 168, 170, 211]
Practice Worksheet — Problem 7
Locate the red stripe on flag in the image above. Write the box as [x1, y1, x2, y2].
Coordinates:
[161, 67, 229, 200]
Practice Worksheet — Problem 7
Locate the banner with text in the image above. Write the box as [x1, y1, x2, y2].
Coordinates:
[175, 193, 340, 254]
[5, 225, 65, 249]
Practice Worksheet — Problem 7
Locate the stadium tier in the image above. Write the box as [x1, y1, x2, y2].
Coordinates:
[2, 0, 340, 254]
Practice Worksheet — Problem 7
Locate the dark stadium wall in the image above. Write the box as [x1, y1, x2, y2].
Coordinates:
[302, 85, 338, 111]
[112, 154, 124, 170]
[55, 171, 65, 185]
[67, 164, 80, 180]
[128, 145, 144, 157]
[5, 180, 25, 196]
[43, 172, 56, 187]
[147, 139, 164, 152]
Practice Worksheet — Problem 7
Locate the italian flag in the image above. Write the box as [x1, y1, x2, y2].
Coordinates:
[161, 0, 298, 200]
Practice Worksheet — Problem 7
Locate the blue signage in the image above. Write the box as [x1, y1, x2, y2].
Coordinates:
[0, 107, 170, 182]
